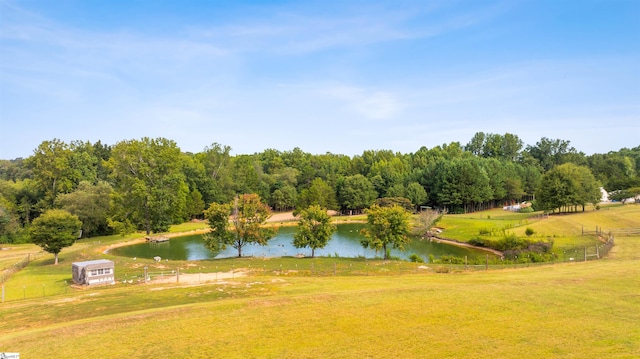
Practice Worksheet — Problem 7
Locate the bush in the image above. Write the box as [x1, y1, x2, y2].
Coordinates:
[469, 236, 486, 247]
[525, 227, 535, 237]
[519, 207, 534, 213]
[478, 228, 492, 235]
[408, 253, 425, 263]
[496, 234, 529, 251]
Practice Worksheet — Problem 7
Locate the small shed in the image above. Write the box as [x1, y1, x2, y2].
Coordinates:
[71, 259, 115, 286]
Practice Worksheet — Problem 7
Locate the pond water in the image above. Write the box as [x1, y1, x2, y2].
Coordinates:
[111, 223, 490, 262]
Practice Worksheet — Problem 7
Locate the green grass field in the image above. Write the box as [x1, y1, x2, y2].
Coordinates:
[1, 205, 639, 358]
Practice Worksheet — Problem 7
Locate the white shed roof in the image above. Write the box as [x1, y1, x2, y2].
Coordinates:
[72, 259, 114, 267]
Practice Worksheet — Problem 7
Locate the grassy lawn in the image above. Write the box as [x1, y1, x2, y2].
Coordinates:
[1, 204, 639, 358]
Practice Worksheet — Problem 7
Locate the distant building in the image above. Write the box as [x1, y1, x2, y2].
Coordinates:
[71, 259, 115, 286]
[600, 187, 609, 203]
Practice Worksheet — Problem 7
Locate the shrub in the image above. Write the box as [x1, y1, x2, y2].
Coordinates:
[408, 253, 425, 263]
[478, 228, 492, 235]
[519, 207, 534, 213]
[525, 227, 535, 237]
[496, 234, 529, 251]
[469, 236, 486, 247]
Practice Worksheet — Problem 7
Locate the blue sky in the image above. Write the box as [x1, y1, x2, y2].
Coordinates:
[1, 0, 638, 159]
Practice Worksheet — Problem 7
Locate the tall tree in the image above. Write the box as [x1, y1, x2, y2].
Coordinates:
[57, 181, 112, 237]
[536, 163, 600, 212]
[29, 209, 81, 265]
[185, 189, 205, 220]
[197, 143, 234, 203]
[26, 139, 75, 207]
[203, 193, 274, 257]
[297, 178, 337, 212]
[107, 138, 189, 234]
[526, 137, 581, 172]
[404, 182, 428, 209]
[337, 174, 377, 215]
[360, 204, 411, 260]
[0, 193, 20, 243]
[293, 205, 336, 257]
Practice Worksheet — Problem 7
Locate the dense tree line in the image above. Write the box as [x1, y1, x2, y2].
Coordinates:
[1, 133, 638, 243]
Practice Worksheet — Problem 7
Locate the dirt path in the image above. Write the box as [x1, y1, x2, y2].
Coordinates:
[149, 271, 245, 284]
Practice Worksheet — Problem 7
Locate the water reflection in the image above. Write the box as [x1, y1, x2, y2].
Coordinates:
[111, 223, 489, 262]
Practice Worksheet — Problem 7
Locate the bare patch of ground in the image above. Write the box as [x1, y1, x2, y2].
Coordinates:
[149, 271, 246, 284]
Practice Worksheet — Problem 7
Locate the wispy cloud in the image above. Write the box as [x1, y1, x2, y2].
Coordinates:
[320, 85, 405, 120]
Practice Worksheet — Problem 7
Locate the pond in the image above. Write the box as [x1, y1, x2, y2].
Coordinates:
[111, 223, 491, 262]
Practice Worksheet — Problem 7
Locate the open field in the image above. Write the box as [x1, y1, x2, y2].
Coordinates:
[1, 205, 639, 358]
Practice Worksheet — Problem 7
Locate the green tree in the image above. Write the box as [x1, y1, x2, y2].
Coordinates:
[536, 163, 600, 212]
[0, 194, 20, 243]
[185, 189, 205, 219]
[203, 194, 274, 257]
[26, 139, 75, 207]
[29, 209, 81, 265]
[433, 158, 492, 213]
[271, 185, 297, 212]
[404, 182, 428, 209]
[337, 174, 377, 215]
[373, 197, 414, 211]
[107, 138, 189, 234]
[360, 204, 411, 260]
[293, 205, 336, 257]
[57, 181, 112, 237]
[196, 143, 234, 203]
[525, 137, 581, 172]
[297, 178, 337, 212]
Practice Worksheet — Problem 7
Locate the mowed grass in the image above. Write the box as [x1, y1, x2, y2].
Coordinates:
[1, 205, 639, 358]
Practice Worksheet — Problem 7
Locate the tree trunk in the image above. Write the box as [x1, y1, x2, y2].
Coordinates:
[311, 248, 315, 258]
[238, 245, 242, 257]
[383, 244, 388, 260]
[54, 252, 59, 265]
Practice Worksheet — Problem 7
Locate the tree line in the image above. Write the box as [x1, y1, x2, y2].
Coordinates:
[1, 133, 639, 243]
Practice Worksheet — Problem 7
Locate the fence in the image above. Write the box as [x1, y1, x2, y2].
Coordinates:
[1, 253, 34, 284]
[0, 227, 632, 303]
[0, 247, 616, 303]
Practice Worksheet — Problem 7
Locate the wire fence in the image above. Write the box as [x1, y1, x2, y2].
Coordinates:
[0, 253, 36, 283]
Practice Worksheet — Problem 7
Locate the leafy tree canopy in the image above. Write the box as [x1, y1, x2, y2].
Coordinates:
[29, 209, 81, 264]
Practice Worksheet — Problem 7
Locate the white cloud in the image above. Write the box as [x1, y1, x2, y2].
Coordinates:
[320, 85, 405, 120]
